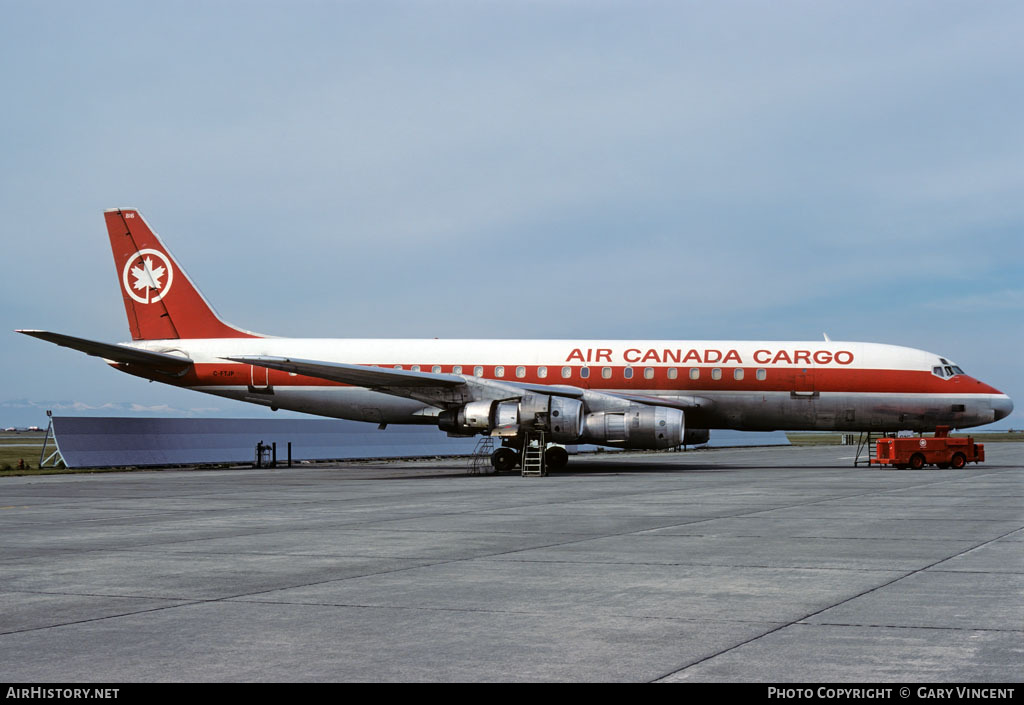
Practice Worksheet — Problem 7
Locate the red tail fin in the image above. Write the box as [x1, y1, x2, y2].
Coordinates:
[105, 208, 259, 340]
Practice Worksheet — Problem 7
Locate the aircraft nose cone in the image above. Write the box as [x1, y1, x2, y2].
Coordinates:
[993, 395, 1013, 422]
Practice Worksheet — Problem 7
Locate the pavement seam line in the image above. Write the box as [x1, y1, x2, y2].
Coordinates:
[649, 523, 1024, 683]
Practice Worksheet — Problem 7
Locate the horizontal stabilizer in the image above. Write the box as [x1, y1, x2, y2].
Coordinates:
[17, 330, 193, 373]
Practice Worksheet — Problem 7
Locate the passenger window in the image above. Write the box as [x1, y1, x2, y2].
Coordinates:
[432, 365, 441, 373]
[711, 368, 722, 380]
[756, 368, 766, 381]
[394, 365, 403, 370]
[580, 367, 590, 379]
[538, 366, 547, 378]
[411, 365, 420, 372]
[453, 365, 462, 374]
[602, 367, 612, 379]
[516, 366, 526, 378]
[667, 368, 677, 380]
[689, 368, 700, 380]
[495, 365, 504, 378]
[644, 367, 654, 379]
[624, 368, 634, 379]
[561, 366, 572, 379]
[734, 368, 744, 380]
[474, 366, 483, 377]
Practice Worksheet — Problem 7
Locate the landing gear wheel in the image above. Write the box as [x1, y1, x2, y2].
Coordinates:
[544, 446, 569, 471]
[491, 447, 519, 472]
[951, 452, 967, 469]
[909, 453, 925, 470]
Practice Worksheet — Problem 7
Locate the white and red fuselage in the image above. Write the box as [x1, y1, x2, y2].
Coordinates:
[19, 209, 1013, 456]
[123, 336, 1011, 432]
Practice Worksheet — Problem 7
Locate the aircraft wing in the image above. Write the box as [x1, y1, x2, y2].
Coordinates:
[227, 355, 708, 412]
[606, 392, 712, 411]
[17, 330, 193, 375]
[226, 354, 588, 409]
[225, 356, 466, 389]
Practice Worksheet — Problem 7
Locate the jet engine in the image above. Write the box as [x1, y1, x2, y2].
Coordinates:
[437, 393, 584, 443]
[581, 405, 685, 449]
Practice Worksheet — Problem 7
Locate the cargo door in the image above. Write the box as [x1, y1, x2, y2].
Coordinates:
[792, 365, 816, 395]
[789, 363, 820, 426]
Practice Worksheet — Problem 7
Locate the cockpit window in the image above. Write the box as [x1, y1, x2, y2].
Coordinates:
[951, 366, 964, 375]
[944, 366, 954, 377]
[933, 366, 944, 377]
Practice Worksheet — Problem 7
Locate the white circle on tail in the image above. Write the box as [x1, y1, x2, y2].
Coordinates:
[122, 249, 174, 304]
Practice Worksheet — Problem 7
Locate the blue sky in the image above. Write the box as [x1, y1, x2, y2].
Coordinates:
[2, 1, 1021, 428]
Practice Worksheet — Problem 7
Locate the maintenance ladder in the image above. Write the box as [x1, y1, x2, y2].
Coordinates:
[853, 431, 897, 467]
[521, 430, 547, 477]
[468, 436, 495, 474]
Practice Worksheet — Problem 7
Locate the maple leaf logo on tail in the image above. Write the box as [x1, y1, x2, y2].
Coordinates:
[121, 249, 174, 304]
[131, 257, 166, 293]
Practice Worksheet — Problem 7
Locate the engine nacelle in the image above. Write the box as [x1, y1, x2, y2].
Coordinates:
[437, 394, 584, 443]
[581, 405, 685, 449]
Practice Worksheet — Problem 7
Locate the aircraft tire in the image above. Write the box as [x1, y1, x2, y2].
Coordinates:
[544, 446, 569, 471]
[491, 447, 519, 472]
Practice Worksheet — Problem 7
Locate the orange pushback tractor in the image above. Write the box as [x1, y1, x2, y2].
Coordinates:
[873, 426, 985, 469]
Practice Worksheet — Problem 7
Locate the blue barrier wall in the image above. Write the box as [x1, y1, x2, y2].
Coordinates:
[48, 417, 789, 468]
[50, 417, 480, 468]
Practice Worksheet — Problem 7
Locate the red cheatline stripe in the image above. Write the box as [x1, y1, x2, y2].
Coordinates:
[117, 362, 1003, 396]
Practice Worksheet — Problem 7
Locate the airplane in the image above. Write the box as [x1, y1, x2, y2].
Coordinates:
[18, 208, 1013, 471]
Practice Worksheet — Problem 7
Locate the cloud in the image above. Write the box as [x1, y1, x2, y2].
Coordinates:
[1, 2, 1021, 426]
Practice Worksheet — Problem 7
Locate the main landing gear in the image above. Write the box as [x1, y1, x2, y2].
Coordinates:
[489, 443, 570, 473]
[544, 445, 569, 470]
[491, 447, 519, 472]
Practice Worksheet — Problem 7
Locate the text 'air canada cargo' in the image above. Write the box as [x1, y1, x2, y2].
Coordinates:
[19, 209, 1013, 471]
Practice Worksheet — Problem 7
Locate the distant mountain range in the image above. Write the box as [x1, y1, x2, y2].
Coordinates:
[0, 398, 305, 428]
